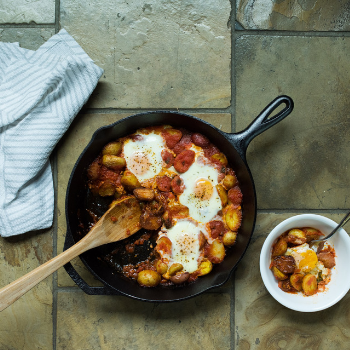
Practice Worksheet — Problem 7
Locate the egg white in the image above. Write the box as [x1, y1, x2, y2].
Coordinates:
[178, 160, 221, 224]
[159, 219, 202, 273]
[123, 132, 165, 183]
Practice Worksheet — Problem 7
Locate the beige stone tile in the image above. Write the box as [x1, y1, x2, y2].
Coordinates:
[236, 0, 350, 31]
[0, 0, 55, 24]
[57, 290, 231, 350]
[0, 28, 55, 50]
[235, 212, 350, 349]
[56, 113, 231, 287]
[60, 0, 231, 108]
[235, 35, 350, 210]
[0, 229, 53, 349]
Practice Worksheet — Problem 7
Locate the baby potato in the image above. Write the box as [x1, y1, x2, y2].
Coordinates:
[211, 153, 228, 166]
[271, 266, 288, 280]
[137, 270, 161, 287]
[224, 205, 242, 231]
[98, 181, 115, 197]
[162, 210, 173, 228]
[271, 237, 288, 257]
[102, 155, 126, 170]
[87, 161, 100, 180]
[216, 184, 228, 206]
[302, 274, 318, 296]
[198, 259, 213, 276]
[168, 263, 183, 276]
[290, 273, 304, 291]
[170, 272, 190, 284]
[303, 227, 323, 242]
[121, 170, 140, 190]
[222, 230, 237, 246]
[140, 211, 162, 230]
[287, 229, 307, 245]
[133, 187, 155, 201]
[207, 239, 225, 264]
[102, 141, 122, 156]
[156, 260, 168, 275]
[222, 174, 236, 190]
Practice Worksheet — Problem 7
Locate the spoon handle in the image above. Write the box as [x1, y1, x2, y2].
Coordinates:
[0, 232, 94, 312]
[323, 210, 350, 240]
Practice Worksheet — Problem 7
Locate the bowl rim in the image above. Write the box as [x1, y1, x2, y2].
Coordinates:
[260, 213, 350, 312]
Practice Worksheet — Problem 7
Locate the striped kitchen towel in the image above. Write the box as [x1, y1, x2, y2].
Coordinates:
[0, 29, 103, 237]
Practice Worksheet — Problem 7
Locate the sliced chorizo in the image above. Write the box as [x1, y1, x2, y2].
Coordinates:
[156, 175, 172, 192]
[161, 128, 183, 149]
[209, 220, 225, 239]
[171, 175, 185, 194]
[272, 255, 296, 274]
[191, 133, 210, 147]
[161, 149, 174, 168]
[174, 150, 195, 173]
[227, 186, 243, 207]
[317, 252, 336, 268]
[173, 134, 192, 154]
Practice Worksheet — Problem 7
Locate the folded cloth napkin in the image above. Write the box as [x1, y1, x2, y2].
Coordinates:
[0, 29, 103, 237]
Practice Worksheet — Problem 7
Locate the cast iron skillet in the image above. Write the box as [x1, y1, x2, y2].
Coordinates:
[63, 95, 294, 302]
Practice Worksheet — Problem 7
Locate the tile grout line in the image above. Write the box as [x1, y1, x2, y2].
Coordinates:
[230, 2, 237, 349]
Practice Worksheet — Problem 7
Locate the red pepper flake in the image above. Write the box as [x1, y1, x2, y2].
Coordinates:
[111, 216, 117, 222]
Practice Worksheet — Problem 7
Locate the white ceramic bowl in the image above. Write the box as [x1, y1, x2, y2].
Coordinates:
[260, 214, 350, 312]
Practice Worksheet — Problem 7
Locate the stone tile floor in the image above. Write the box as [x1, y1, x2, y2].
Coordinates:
[1, 0, 350, 349]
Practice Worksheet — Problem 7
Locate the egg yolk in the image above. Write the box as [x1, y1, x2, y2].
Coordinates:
[299, 250, 318, 272]
[194, 179, 213, 200]
[129, 152, 151, 175]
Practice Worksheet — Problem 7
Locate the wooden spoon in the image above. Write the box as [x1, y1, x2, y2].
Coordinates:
[0, 195, 141, 312]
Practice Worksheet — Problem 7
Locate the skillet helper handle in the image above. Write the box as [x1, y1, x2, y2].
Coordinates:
[228, 95, 294, 161]
[63, 231, 121, 295]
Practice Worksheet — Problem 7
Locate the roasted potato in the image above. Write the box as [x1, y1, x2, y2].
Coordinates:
[206, 239, 225, 264]
[271, 237, 288, 257]
[98, 181, 115, 197]
[168, 263, 183, 276]
[271, 266, 288, 280]
[133, 187, 155, 201]
[302, 274, 317, 296]
[211, 153, 228, 166]
[290, 273, 304, 291]
[102, 155, 126, 170]
[137, 270, 161, 287]
[156, 260, 168, 275]
[216, 184, 228, 206]
[287, 229, 307, 245]
[198, 259, 213, 276]
[303, 227, 323, 242]
[140, 211, 162, 230]
[121, 170, 140, 190]
[87, 161, 100, 180]
[224, 205, 242, 231]
[222, 230, 237, 246]
[102, 141, 122, 156]
[222, 174, 236, 190]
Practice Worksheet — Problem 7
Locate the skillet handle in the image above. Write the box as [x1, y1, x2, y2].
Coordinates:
[63, 231, 121, 296]
[227, 95, 294, 162]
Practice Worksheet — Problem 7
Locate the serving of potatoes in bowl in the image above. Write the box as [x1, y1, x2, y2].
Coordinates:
[260, 214, 350, 312]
